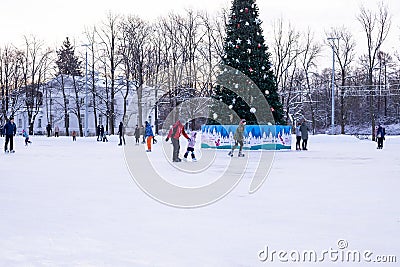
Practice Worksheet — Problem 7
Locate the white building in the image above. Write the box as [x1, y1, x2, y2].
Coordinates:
[14, 75, 158, 136]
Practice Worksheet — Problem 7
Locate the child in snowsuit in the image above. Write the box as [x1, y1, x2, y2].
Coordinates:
[183, 132, 197, 161]
[22, 129, 32, 146]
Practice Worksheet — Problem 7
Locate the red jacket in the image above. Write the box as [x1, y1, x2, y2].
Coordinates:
[167, 120, 189, 140]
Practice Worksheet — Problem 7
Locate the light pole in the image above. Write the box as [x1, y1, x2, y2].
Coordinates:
[82, 44, 90, 137]
[327, 37, 339, 135]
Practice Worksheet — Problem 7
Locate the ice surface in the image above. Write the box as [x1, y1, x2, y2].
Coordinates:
[0, 134, 399, 266]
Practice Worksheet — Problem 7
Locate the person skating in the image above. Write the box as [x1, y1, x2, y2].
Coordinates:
[96, 125, 101, 141]
[165, 120, 190, 162]
[300, 120, 310, 150]
[376, 124, 386, 149]
[22, 129, 32, 146]
[134, 125, 140, 145]
[99, 125, 104, 141]
[145, 121, 154, 152]
[183, 131, 197, 162]
[3, 117, 17, 153]
[295, 122, 302, 150]
[118, 121, 126, 146]
[102, 130, 108, 142]
[140, 125, 145, 144]
[54, 125, 60, 137]
[72, 130, 77, 141]
[228, 119, 246, 157]
[46, 123, 52, 137]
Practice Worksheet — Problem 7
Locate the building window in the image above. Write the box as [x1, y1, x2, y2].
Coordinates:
[38, 119, 42, 128]
[18, 119, 22, 127]
[81, 114, 85, 128]
[99, 115, 103, 126]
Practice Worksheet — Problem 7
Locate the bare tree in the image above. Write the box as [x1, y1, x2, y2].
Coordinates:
[325, 26, 356, 134]
[300, 29, 322, 134]
[272, 18, 302, 125]
[357, 2, 391, 140]
[97, 12, 122, 134]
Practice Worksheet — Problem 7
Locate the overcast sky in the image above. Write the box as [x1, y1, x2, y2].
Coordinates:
[0, 0, 399, 68]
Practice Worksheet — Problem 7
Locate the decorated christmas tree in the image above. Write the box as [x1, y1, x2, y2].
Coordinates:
[212, 0, 284, 125]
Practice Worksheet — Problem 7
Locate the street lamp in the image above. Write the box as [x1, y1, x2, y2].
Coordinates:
[81, 44, 90, 137]
[327, 37, 339, 135]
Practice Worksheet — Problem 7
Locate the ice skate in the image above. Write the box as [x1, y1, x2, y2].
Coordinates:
[192, 158, 197, 162]
[182, 157, 188, 162]
[238, 152, 245, 157]
[228, 151, 233, 157]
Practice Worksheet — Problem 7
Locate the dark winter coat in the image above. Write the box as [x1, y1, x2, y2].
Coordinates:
[134, 127, 140, 138]
[300, 122, 309, 140]
[377, 126, 385, 138]
[145, 122, 154, 137]
[118, 122, 124, 136]
[3, 120, 16, 136]
[167, 120, 189, 140]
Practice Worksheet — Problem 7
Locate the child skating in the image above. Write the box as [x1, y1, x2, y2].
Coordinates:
[183, 132, 197, 162]
[22, 129, 32, 146]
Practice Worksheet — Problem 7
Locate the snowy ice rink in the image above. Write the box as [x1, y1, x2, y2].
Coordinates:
[0, 134, 399, 266]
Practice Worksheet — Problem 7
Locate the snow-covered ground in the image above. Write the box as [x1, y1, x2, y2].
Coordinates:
[0, 134, 399, 266]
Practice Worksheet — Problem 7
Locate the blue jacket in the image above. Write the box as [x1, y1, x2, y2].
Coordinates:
[3, 120, 16, 136]
[145, 122, 154, 137]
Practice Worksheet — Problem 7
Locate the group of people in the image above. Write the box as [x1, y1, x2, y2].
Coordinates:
[46, 123, 60, 137]
[295, 121, 310, 151]
[96, 125, 108, 142]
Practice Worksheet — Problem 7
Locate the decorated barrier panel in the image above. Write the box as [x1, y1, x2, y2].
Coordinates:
[201, 125, 292, 150]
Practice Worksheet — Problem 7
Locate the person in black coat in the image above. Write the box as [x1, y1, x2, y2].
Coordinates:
[3, 117, 17, 153]
[376, 124, 386, 149]
[96, 125, 101, 141]
[46, 123, 52, 137]
[118, 121, 126, 146]
[99, 125, 104, 140]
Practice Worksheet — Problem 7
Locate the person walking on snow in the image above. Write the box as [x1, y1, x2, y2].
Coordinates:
[145, 121, 154, 152]
[295, 122, 302, 150]
[376, 124, 385, 149]
[228, 119, 246, 157]
[118, 121, 126, 146]
[22, 129, 32, 146]
[3, 117, 17, 153]
[300, 120, 310, 150]
[183, 131, 197, 162]
[165, 120, 190, 162]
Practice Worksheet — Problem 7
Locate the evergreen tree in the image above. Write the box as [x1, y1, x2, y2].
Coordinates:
[56, 37, 84, 136]
[213, 0, 284, 125]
